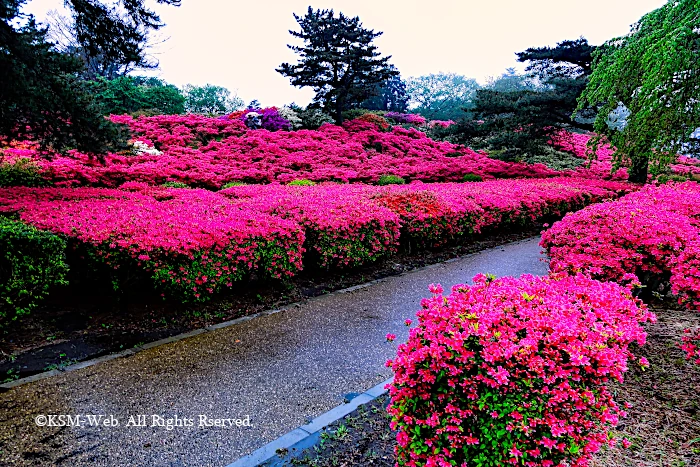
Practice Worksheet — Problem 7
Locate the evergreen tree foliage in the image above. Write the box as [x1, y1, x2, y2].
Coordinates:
[406, 73, 480, 121]
[439, 39, 596, 162]
[578, 0, 700, 183]
[361, 66, 409, 112]
[277, 7, 398, 123]
[0, 0, 179, 153]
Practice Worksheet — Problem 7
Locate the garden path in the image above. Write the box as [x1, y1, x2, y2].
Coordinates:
[0, 237, 547, 467]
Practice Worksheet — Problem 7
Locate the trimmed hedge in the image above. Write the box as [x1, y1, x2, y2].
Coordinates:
[0, 217, 68, 325]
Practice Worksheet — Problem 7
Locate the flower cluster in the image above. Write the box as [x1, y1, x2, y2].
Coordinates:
[681, 329, 700, 365]
[387, 274, 654, 467]
[385, 112, 427, 126]
[238, 107, 291, 131]
[428, 120, 455, 129]
[541, 182, 700, 363]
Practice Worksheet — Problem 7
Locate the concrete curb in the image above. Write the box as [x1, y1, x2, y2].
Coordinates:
[224, 377, 394, 467]
[0, 306, 295, 391]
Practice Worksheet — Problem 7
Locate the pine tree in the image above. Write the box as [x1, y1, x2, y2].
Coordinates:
[0, 0, 179, 153]
[277, 7, 398, 123]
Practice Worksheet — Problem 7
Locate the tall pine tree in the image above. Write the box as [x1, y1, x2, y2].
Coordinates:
[277, 7, 397, 124]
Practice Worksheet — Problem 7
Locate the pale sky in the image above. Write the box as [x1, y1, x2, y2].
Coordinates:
[25, 0, 667, 107]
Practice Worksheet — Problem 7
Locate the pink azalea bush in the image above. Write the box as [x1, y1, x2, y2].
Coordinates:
[0, 178, 629, 302]
[1, 115, 568, 189]
[428, 120, 456, 129]
[373, 178, 630, 249]
[0, 185, 304, 301]
[541, 182, 700, 363]
[388, 274, 654, 467]
[221, 184, 401, 269]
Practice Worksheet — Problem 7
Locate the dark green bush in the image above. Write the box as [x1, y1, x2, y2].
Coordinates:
[287, 179, 316, 186]
[221, 181, 248, 189]
[0, 218, 69, 326]
[342, 108, 380, 121]
[462, 173, 483, 182]
[0, 159, 47, 187]
[161, 181, 189, 188]
[377, 174, 406, 186]
[656, 173, 688, 184]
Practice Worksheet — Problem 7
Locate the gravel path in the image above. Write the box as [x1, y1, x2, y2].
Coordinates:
[0, 237, 547, 467]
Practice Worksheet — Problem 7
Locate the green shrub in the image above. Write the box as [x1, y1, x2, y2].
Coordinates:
[161, 181, 189, 188]
[377, 175, 406, 186]
[462, 173, 483, 182]
[221, 181, 248, 189]
[523, 146, 585, 171]
[0, 218, 69, 326]
[342, 108, 378, 121]
[0, 158, 47, 187]
[287, 179, 316, 186]
[297, 107, 335, 130]
[656, 173, 688, 184]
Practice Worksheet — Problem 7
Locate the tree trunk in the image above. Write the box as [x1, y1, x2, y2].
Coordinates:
[628, 156, 649, 184]
[335, 97, 344, 125]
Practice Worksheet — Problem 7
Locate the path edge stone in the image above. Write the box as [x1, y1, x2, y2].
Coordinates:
[224, 377, 394, 467]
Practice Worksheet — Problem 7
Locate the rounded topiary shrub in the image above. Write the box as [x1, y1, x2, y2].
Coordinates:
[287, 179, 316, 186]
[161, 181, 189, 188]
[463, 173, 484, 182]
[377, 174, 406, 186]
[387, 273, 654, 467]
[0, 218, 69, 326]
[0, 159, 47, 187]
[221, 181, 248, 189]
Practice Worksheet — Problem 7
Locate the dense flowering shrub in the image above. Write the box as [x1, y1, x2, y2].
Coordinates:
[1, 115, 572, 189]
[356, 113, 391, 130]
[428, 120, 456, 129]
[0, 217, 69, 326]
[0, 178, 629, 305]
[239, 107, 291, 131]
[541, 182, 700, 292]
[388, 274, 653, 467]
[0, 186, 305, 302]
[385, 112, 427, 126]
[541, 182, 700, 363]
[222, 184, 401, 269]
